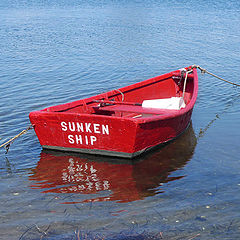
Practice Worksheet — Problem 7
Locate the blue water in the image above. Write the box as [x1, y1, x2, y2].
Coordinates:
[0, 0, 240, 239]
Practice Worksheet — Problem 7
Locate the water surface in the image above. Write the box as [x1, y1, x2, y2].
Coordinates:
[0, 0, 240, 239]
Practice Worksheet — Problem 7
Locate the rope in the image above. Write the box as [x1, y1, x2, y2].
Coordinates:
[0, 124, 33, 154]
[192, 65, 240, 87]
[182, 70, 193, 99]
[114, 89, 124, 101]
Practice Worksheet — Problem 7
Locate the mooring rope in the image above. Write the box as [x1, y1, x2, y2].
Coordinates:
[114, 89, 125, 101]
[182, 69, 193, 99]
[0, 124, 33, 154]
[192, 65, 240, 87]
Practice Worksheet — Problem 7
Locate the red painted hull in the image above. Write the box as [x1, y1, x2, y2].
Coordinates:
[29, 66, 198, 158]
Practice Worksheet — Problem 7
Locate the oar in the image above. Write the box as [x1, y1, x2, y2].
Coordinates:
[93, 100, 142, 106]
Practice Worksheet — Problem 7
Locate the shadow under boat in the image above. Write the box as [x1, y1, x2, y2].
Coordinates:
[29, 123, 197, 203]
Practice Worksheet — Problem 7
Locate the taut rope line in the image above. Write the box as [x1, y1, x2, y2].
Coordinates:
[182, 69, 193, 99]
[0, 124, 33, 153]
[192, 65, 240, 87]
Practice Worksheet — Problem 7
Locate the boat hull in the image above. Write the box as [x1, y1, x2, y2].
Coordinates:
[30, 109, 193, 158]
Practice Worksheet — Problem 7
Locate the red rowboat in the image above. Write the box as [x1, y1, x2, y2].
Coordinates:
[29, 65, 198, 158]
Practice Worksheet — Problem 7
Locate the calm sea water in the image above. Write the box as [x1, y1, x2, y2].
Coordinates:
[0, 0, 240, 239]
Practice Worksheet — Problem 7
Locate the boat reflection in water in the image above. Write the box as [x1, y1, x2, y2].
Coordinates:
[29, 124, 197, 203]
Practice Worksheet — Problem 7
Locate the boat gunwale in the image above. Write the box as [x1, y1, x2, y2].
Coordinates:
[39, 71, 174, 112]
[29, 66, 198, 124]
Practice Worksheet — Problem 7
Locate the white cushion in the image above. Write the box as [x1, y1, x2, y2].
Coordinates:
[142, 97, 185, 110]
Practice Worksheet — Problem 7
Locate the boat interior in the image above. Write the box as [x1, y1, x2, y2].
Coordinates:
[47, 70, 195, 119]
